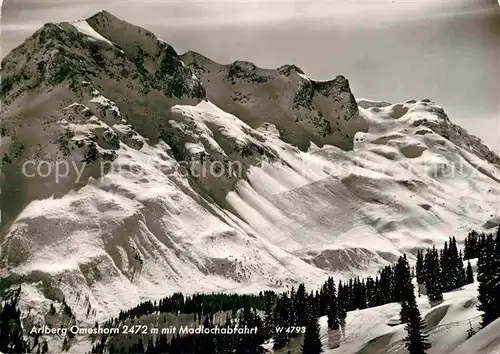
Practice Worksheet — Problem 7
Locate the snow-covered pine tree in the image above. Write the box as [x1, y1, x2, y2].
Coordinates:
[302, 296, 323, 354]
[398, 257, 432, 354]
[262, 294, 275, 340]
[273, 293, 291, 349]
[366, 276, 377, 307]
[379, 265, 394, 304]
[347, 279, 355, 310]
[466, 261, 474, 284]
[398, 254, 414, 324]
[464, 230, 479, 260]
[202, 314, 217, 354]
[353, 277, 367, 310]
[289, 286, 299, 336]
[492, 228, 500, 321]
[449, 237, 466, 289]
[337, 280, 347, 321]
[326, 277, 339, 330]
[457, 249, 467, 288]
[440, 242, 452, 292]
[477, 232, 497, 328]
[425, 247, 443, 302]
[393, 255, 410, 302]
[235, 306, 265, 354]
[416, 250, 426, 285]
[403, 301, 431, 354]
[295, 283, 309, 328]
[313, 291, 321, 318]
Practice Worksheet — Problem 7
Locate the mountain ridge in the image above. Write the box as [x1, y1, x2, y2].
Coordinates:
[179, 48, 366, 152]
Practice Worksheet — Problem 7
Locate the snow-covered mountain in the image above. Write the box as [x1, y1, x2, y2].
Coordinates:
[1, 9, 500, 338]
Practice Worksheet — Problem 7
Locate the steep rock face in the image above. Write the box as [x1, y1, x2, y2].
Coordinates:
[181, 51, 368, 151]
[85, 11, 205, 100]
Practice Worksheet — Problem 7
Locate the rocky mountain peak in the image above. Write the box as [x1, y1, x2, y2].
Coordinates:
[86, 9, 119, 24]
[181, 50, 215, 63]
[277, 64, 305, 76]
[181, 54, 367, 150]
[319, 75, 351, 93]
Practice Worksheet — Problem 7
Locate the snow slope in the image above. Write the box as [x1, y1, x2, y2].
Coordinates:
[3, 95, 500, 324]
[345, 282, 482, 354]
[270, 280, 484, 354]
[263, 270, 492, 354]
[451, 317, 500, 354]
[71, 19, 115, 47]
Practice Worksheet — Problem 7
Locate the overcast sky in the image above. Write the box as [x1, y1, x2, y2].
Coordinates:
[2, 0, 499, 152]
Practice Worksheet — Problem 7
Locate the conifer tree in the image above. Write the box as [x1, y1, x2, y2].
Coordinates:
[464, 235, 469, 259]
[366, 277, 377, 307]
[448, 237, 466, 289]
[397, 254, 414, 324]
[424, 247, 443, 302]
[466, 261, 474, 284]
[347, 279, 355, 310]
[374, 277, 382, 305]
[145, 337, 153, 354]
[235, 306, 265, 354]
[251, 309, 266, 354]
[314, 290, 321, 316]
[318, 283, 328, 317]
[477, 233, 495, 327]
[457, 250, 467, 288]
[464, 230, 479, 259]
[416, 250, 425, 285]
[326, 279, 339, 330]
[273, 293, 291, 349]
[289, 286, 299, 335]
[440, 242, 452, 292]
[201, 314, 216, 354]
[263, 293, 275, 340]
[41, 341, 48, 354]
[479, 233, 487, 257]
[295, 284, 308, 328]
[379, 265, 394, 304]
[136, 338, 145, 353]
[403, 300, 431, 354]
[477, 229, 500, 328]
[170, 334, 182, 354]
[337, 280, 347, 322]
[393, 255, 410, 302]
[358, 278, 367, 309]
[0, 290, 28, 354]
[302, 297, 322, 354]
[398, 268, 431, 354]
[493, 229, 500, 315]
[327, 301, 339, 330]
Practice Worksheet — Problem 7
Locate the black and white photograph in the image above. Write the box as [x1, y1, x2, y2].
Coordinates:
[0, 0, 499, 353]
